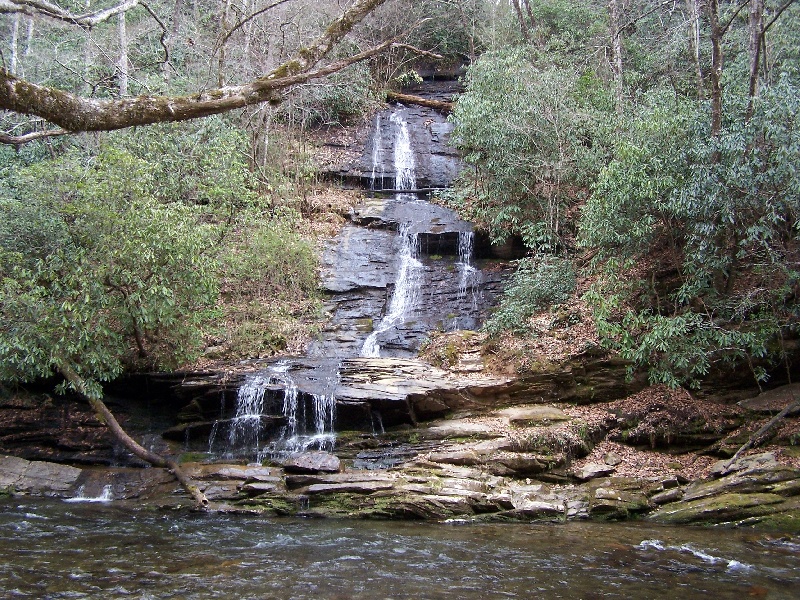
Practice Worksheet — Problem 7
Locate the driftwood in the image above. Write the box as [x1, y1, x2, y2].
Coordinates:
[386, 91, 454, 113]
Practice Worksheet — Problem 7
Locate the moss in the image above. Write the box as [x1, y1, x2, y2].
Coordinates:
[649, 492, 787, 525]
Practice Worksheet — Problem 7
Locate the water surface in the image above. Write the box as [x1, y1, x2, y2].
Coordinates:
[1, 499, 797, 599]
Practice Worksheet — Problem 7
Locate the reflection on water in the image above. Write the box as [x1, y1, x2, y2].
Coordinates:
[1, 498, 798, 599]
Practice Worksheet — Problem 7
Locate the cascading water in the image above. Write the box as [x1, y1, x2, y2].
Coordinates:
[361, 223, 423, 357]
[211, 361, 337, 460]
[360, 110, 426, 358]
[369, 113, 385, 190]
[390, 110, 417, 192]
[457, 231, 480, 307]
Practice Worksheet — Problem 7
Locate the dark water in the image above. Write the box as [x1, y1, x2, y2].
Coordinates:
[1, 499, 798, 599]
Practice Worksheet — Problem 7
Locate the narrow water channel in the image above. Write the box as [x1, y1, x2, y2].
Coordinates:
[2, 499, 798, 599]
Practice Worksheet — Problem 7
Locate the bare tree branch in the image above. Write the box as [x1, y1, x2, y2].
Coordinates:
[218, 0, 294, 48]
[0, 126, 70, 144]
[0, 0, 392, 135]
[0, 0, 140, 29]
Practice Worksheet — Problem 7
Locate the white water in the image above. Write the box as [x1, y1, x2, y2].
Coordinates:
[211, 361, 337, 460]
[390, 110, 417, 192]
[369, 113, 385, 190]
[361, 223, 423, 357]
[457, 231, 480, 306]
[361, 110, 424, 357]
[64, 485, 113, 503]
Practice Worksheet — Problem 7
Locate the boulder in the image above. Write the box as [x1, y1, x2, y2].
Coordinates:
[0, 455, 81, 495]
[575, 463, 616, 481]
[281, 452, 341, 474]
[497, 405, 571, 427]
[738, 383, 800, 415]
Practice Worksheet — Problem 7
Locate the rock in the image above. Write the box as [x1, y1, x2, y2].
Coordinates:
[483, 454, 551, 477]
[0, 455, 81, 495]
[648, 492, 788, 524]
[281, 452, 341, 474]
[683, 465, 799, 502]
[710, 451, 780, 477]
[738, 383, 800, 415]
[604, 452, 623, 466]
[422, 420, 502, 441]
[240, 481, 284, 495]
[185, 463, 282, 482]
[651, 488, 684, 505]
[497, 405, 571, 426]
[302, 481, 394, 494]
[587, 478, 650, 519]
[285, 472, 395, 488]
[428, 450, 483, 466]
[575, 463, 616, 481]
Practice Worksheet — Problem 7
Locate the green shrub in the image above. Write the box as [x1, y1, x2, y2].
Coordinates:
[484, 256, 576, 336]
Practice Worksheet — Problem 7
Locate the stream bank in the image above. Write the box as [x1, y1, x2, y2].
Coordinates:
[2, 80, 799, 533]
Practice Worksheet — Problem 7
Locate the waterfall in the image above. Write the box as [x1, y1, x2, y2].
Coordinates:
[360, 109, 425, 358]
[361, 223, 423, 357]
[457, 231, 480, 306]
[390, 110, 417, 192]
[369, 113, 384, 190]
[212, 361, 337, 460]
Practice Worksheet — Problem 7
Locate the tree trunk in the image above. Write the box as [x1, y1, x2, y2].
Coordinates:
[511, 0, 531, 43]
[218, 0, 233, 87]
[162, 0, 184, 82]
[686, 0, 703, 100]
[385, 91, 453, 112]
[609, 0, 624, 116]
[708, 0, 723, 137]
[118, 11, 129, 96]
[57, 362, 209, 508]
[10, 12, 20, 74]
[746, 0, 764, 120]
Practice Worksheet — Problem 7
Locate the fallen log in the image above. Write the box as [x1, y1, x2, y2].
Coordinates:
[385, 91, 454, 113]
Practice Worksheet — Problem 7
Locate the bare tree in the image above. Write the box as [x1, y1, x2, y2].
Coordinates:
[0, 0, 404, 141]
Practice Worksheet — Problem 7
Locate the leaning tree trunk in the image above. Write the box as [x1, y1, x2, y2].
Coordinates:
[58, 363, 209, 508]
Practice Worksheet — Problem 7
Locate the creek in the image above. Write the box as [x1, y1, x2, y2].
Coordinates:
[2, 498, 798, 599]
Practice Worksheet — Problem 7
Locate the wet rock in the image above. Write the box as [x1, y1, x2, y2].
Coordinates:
[497, 406, 571, 427]
[281, 452, 341, 474]
[0, 454, 81, 495]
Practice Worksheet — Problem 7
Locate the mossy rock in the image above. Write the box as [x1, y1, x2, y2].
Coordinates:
[647, 492, 788, 525]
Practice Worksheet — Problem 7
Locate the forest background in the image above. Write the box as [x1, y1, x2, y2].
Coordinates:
[1, 0, 799, 403]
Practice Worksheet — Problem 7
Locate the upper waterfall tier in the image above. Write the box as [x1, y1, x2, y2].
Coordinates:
[325, 81, 463, 189]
